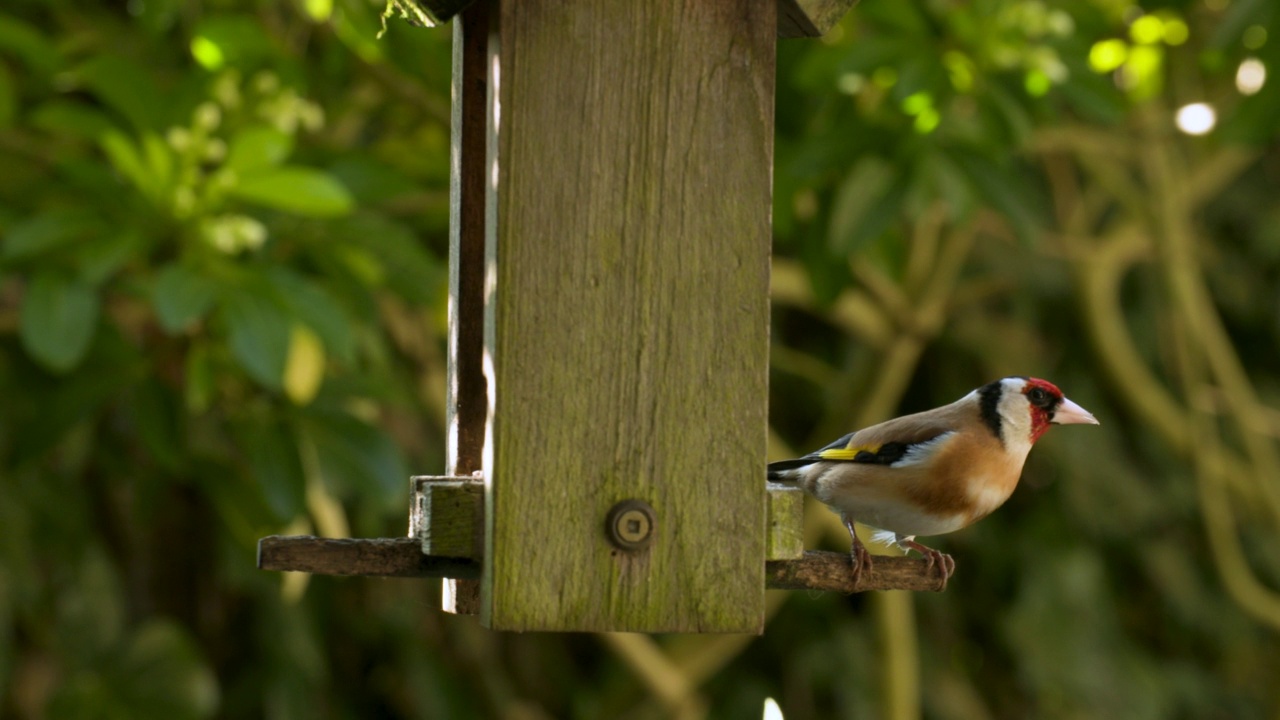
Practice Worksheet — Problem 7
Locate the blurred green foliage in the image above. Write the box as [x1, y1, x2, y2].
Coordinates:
[1, 0, 1279, 718]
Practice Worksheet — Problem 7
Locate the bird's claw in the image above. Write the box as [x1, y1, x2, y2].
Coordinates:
[904, 540, 955, 590]
[849, 541, 873, 586]
[842, 517, 873, 588]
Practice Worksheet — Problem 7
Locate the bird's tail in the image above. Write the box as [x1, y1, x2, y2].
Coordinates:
[766, 458, 814, 482]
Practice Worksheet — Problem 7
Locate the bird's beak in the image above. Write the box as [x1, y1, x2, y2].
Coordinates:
[1053, 397, 1099, 425]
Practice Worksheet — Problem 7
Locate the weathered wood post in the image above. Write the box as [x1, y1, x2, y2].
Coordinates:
[469, 0, 776, 633]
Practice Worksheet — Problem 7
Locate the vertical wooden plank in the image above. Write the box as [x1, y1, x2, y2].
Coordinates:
[482, 0, 775, 632]
[766, 483, 804, 560]
[443, 3, 490, 615]
[446, 3, 489, 478]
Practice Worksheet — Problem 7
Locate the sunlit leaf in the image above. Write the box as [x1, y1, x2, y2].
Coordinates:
[304, 0, 334, 22]
[230, 167, 354, 217]
[100, 130, 159, 201]
[190, 15, 276, 70]
[142, 132, 174, 191]
[283, 324, 325, 405]
[226, 126, 293, 173]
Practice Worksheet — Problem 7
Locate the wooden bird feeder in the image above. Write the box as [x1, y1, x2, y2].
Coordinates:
[258, 0, 946, 634]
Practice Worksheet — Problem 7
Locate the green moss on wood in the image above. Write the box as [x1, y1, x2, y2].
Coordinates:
[481, 0, 776, 633]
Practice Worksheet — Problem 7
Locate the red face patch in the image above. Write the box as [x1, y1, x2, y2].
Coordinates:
[1023, 378, 1063, 443]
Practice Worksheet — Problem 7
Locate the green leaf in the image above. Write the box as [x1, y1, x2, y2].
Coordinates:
[225, 125, 293, 174]
[221, 283, 292, 389]
[78, 230, 145, 285]
[332, 0, 386, 63]
[302, 407, 406, 502]
[2, 209, 97, 261]
[152, 265, 219, 333]
[950, 148, 1043, 245]
[28, 101, 117, 141]
[76, 55, 165, 131]
[190, 15, 276, 70]
[827, 156, 908, 255]
[266, 267, 355, 363]
[237, 415, 306, 521]
[0, 14, 61, 77]
[100, 130, 160, 201]
[230, 167, 354, 217]
[283, 325, 325, 404]
[327, 157, 418, 204]
[20, 273, 99, 373]
[303, 0, 334, 22]
[329, 215, 442, 303]
[142, 132, 174, 192]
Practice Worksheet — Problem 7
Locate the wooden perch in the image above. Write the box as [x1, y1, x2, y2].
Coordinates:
[258, 537, 945, 593]
[767, 551, 947, 593]
[257, 536, 480, 579]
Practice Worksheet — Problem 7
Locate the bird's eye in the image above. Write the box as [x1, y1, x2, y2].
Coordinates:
[1028, 388, 1049, 406]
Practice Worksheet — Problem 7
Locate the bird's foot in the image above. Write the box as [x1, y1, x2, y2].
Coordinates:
[849, 540, 874, 587]
[902, 540, 955, 590]
[842, 517, 873, 588]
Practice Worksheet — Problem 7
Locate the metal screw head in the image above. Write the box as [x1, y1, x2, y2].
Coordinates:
[606, 499, 656, 551]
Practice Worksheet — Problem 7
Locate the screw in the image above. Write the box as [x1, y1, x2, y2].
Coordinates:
[606, 499, 656, 551]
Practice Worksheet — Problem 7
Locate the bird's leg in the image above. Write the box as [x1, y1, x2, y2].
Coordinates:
[841, 515, 873, 585]
[901, 539, 955, 590]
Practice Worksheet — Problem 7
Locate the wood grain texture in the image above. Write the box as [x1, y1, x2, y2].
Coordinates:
[400, 0, 855, 39]
[445, 6, 491, 612]
[412, 477, 484, 559]
[777, 0, 859, 38]
[767, 551, 948, 593]
[257, 536, 480, 579]
[483, 0, 775, 632]
[766, 482, 804, 560]
[446, 6, 490, 478]
[257, 538, 947, 594]
[443, 578, 482, 614]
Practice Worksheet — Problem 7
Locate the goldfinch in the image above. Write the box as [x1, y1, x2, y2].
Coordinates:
[767, 377, 1098, 587]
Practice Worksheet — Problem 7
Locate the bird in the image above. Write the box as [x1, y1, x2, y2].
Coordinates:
[767, 377, 1099, 588]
